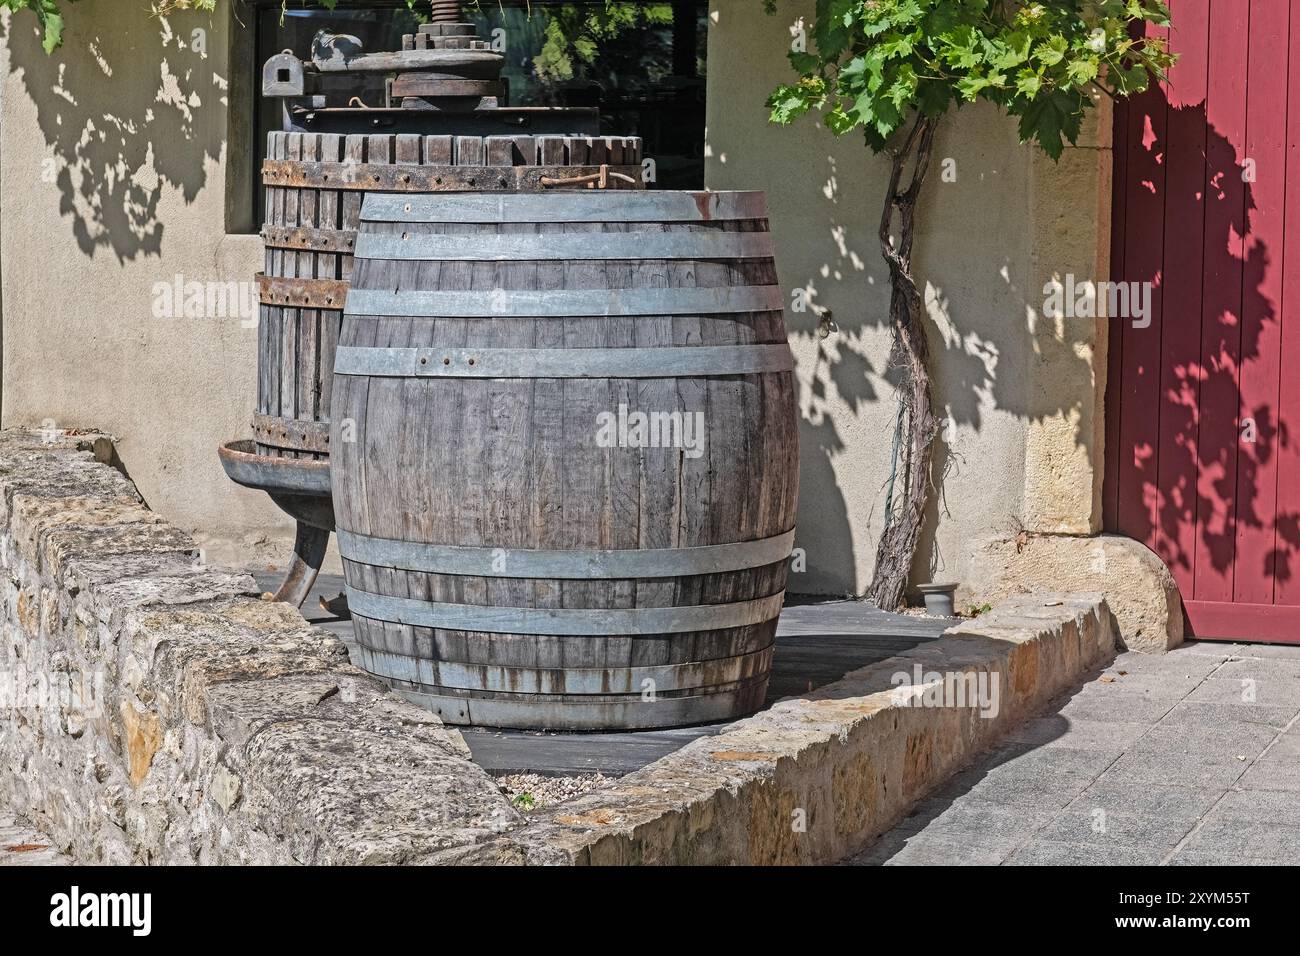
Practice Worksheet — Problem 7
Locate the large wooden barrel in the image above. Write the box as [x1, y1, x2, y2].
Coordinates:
[255, 130, 643, 460]
[330, 191, 799, 730]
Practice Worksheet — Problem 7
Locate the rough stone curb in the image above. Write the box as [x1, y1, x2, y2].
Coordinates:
[481, 594, 1118, 865]
[0, 428, 1118, 866]
[0, 428, 519, 864]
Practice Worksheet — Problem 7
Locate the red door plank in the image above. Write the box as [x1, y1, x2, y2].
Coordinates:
[1275, 12, 1300, 607]
[1115, 20, 1171, 550]
[1153, 0, 1211, 596]
[1184, 600, 1300, 644]
[1191, 1, 1250, 605]
[1234, 2, 1291, 605]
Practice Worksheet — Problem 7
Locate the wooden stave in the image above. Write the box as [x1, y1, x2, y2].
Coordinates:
[331, 198, 799, 729]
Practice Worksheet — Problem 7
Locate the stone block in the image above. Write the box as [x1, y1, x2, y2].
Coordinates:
[965, 533, 1181, 653]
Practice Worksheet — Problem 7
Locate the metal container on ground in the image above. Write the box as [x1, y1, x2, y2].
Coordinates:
[330, 190, 800, 730]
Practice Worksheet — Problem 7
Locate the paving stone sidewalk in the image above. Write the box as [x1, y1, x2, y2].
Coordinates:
[852, 640, 1300, 865]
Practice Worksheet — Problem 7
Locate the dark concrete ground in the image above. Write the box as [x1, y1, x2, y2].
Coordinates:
[850, 640, 1300, 866]
[266, 571, 952, 775]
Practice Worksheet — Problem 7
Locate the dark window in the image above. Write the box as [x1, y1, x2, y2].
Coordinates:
[248, 1, 707, 223]
[467, 1, 707, 188]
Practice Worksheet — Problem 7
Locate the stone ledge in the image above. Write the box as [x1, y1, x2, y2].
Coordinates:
[0, 427, 519, 864]
[483, 593, 1117, 865]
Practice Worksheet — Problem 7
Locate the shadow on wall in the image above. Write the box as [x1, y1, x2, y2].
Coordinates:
[782, 119, 1100, 596]
[1108, 89, 1300, 603]
[0, 6, 223, 262]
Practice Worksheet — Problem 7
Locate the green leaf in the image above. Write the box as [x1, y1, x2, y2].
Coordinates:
[861, 3, 894, 38]
[812, 0, 855, 60]
[872, 96, 902, 139]
[1127, 0, 1170, 24]
[916, 79, 951, 117]
[825, 103, 858, 135]
[1036, 34, 1069, 67]
[987, 31, 1032, 70]
[1016, 91, 1084, 160]
[885, 63, 919, 109]
[1018, 94, 1057, 155]
[889, 0, 924, 26]
[1015, 70, 1043, 97]
[879, 33, 915, 60]
[838, 55, 868, 80]
[956, 69, 1006, 103]
[851, 88, 873, 121]
[789, 51, 821, 75]
[767, 85, 815, 125]
[863, 125, 890, 153]
[1110, 59, 1154, 95]
[1057, 91, 1086, 144]
[1009, 30, 1035, 62]
[939, 25, 982, 69]
[40, 10, 64, 54]
[1066, 57, 1100, 85]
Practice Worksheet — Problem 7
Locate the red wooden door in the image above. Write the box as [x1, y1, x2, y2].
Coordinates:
[1106, 0, 1300, 643]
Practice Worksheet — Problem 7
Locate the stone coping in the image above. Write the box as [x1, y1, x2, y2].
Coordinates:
[0, 427, 1117, 865]
[477, 593, 1118, 864]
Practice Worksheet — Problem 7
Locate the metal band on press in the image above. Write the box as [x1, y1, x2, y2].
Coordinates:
[344, 589, 786, 635]
[344, 285, 783, 317]
[251, 413, 331, 453]
[337, 529, 797, 578]
[353, 231, 775, 262]
[263, 160, 645, 193]
[260, 225, 356, 254]
[332, 344, 794, 378]
[258, 274, 349, 309]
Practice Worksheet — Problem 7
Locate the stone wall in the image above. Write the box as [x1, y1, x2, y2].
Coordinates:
[0, 428, 518, 864]
[0, 428, 1117, 865]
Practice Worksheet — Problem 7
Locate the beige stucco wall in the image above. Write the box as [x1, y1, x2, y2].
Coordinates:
[0, 4, 294, 568]
[706, 0, 1110, 597]
[0, 1, 1113, 598]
